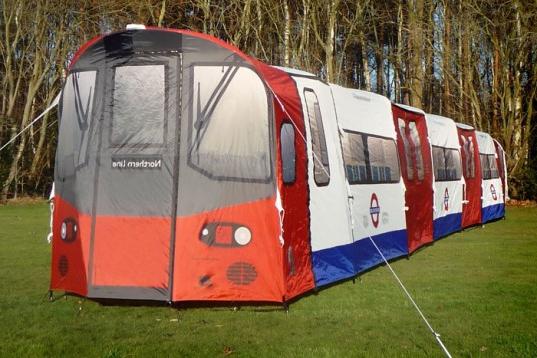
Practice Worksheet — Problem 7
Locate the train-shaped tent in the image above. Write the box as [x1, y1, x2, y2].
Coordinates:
[50, 26, 507, 304]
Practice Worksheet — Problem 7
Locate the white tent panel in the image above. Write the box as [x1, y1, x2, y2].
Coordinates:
[293, 78, 353, 252]
[426, 114, 464, 238]
[476, 131, 504, 221]
[330, 86, 398, 139]
[330, 85, 407, 270]
[426, 114, 460, 149]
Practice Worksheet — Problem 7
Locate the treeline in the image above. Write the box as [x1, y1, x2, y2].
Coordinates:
[1, 0, 536, 201]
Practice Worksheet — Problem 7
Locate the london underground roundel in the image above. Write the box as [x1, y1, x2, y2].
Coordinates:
[491, 184, 497, 201]
[370, 193, 380, 228]
[444, 188, 449, 211]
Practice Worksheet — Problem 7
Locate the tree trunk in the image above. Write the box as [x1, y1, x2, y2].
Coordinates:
[442, 0, 452, 117]
[408, 0, 424, 107]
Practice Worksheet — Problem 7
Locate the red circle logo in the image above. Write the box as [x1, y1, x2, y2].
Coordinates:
[370, 193, 380, 228]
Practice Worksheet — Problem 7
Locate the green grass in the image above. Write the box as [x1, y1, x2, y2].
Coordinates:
[1, 202, 536, 357]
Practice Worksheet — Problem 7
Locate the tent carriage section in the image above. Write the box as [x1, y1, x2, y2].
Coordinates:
[456, 123, 483, 228]
[476, 131, 505, 222]
[328, 87, 408, 279]
[284, 73, 354, 287]
[391, 104, 434, 253]
[425, 114, 464, 239]
[51, 28, 317, 303]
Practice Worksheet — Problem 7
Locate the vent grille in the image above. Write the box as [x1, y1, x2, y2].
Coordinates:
[59, 255, 69, 276]
[226, 262, 257, 285]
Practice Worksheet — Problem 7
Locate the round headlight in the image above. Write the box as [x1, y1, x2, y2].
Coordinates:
[234, 226, 251, 246]
[60, 222, 67, 240]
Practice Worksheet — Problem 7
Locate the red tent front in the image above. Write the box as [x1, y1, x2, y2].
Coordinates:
[50, 27, 315, 303]
[457, 124, 482, 228]
[392, 104, 434, 253]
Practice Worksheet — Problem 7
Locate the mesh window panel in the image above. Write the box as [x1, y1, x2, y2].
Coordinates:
[281, 123, 296, 184]
[398, 119, 414, 180]
[189, 65, 271, 182]
[367, 136, 400, 183]
[304, 89, 330, 186]
[445, 148, 462, 180]
[488, 154, 499, 179]
[433, 147, 447, 181]
[111, 65, 165, 146]
[342, 132, 367, 184]
[408, 122, 424, 180]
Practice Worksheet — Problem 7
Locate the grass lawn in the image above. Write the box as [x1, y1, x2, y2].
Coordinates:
[1, 202, 536, 357]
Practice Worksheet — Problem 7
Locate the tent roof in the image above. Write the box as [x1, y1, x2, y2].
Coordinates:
[392, 103, 425, 114]
[330, 85, 396, 139]
[273, 66, 318, 79]
[476, 130, 496, 155]
[456, 123, 474, 130]
[425, 114, 459, 149]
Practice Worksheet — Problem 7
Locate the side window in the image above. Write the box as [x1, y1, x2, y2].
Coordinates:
[461, 135, 476, 179]
[488, 154, 499, 179]
[432, 147, 447, 181]
[433, 146, 462, 181]
[112, 65, 166, 146]
[445, 149, 462, 180]
[188, 65, 271, 182]
[342, 132, 367, 184]
[480, 154, 491, 179]
[408, 121, 424, 180]
[57, 70, 97, 178]
[281, 123, 296, 184]
[397, 119, 414, 180]
[342, 131, 400, 184]
[304, 89, 330, 186]
[367, 136, 400, 183]
[468, 138, 476, 178]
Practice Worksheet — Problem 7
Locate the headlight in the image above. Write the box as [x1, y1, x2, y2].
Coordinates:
[60, 218, 78, 242]
[60, 222, 67, 240]
[234, 227, 251, 246]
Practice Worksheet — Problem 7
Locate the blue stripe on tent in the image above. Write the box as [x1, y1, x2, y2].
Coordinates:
[312, 229, 408, 287]
[433, 212, 462, 240]
[482, 203, 505, 223]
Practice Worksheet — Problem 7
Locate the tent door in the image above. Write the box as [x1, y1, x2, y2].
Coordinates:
[394, 110, 434, 252]
[88, 54, 181, 300]
[459, 129, 482, 227]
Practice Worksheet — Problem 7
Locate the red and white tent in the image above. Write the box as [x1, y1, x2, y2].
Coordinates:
[50, 27, 507, 304]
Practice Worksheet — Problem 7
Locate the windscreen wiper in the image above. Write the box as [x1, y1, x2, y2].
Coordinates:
[190, 63, 241, 155]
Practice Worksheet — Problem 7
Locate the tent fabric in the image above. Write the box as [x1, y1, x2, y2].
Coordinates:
[475, 131, 505, 223]
[456, 124, 483, 228]
[425, 114, 464, 239]
[310, 87, 408, 286]
[391, 104, 434, 253]
[52, 28, 314, 303]
[288, 79, 354, 287]
[253, 62, 316, 300]
[51, 27, 508, 304]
